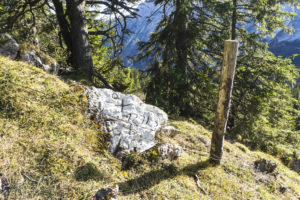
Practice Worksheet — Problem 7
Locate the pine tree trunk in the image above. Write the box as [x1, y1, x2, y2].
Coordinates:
[174, 0, 190, 114]
[175, 0, 188, 80]
[66, 0, 93, 77]
[52, 0, 73, 58]
[52, 0, 114, 89]
[231, 0, 237, 40]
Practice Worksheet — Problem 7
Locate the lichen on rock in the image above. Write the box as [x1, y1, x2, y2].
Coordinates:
[85, 87, 168, 156]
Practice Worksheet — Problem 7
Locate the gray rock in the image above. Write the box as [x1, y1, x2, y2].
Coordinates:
[0, 34, 59, 74]
[85, 87, 168, 156]
[197, 135, 210, 147]
[280, 185, 288, 194]
[254, 159, 278, 173]
[50, 62, 60, 74]
[159, 143, 183, 160]
[94, 185, 119, 200]
[21, 50, 44, 67]
[0, 33, 19, 59]
[159, 125, 180, 137]
[42, 62, 59, 74]
[21, 50, 59, 74]
[0, 174, 9, 195]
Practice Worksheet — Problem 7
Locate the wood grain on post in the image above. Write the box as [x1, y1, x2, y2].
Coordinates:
[209, 40, 239, 165]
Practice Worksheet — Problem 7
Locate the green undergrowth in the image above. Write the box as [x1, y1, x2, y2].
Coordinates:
[0, 56, 299, 199]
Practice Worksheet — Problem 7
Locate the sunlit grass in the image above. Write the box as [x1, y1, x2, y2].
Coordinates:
[0, 56, 299, 199]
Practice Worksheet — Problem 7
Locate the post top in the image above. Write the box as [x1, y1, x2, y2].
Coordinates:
[225, 40, 239, 43]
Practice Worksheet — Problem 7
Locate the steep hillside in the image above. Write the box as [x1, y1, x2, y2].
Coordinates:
[0, 56, 299, 199]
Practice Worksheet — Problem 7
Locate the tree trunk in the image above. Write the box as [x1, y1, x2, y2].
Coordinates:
[175, 0, 188, 81]
[66, 0, 93, 77]
[52, 0, 73, 57]
[52, 0, 114, 89]
[231, 0, 237, 40]
[174, 0, 190, 114]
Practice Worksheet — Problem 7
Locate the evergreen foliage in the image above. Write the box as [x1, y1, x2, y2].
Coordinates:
[139, 0, 218, 122]
[139, 0, 300, 158]
[0, 0, 138, 90]
[0, 0, 66, 63]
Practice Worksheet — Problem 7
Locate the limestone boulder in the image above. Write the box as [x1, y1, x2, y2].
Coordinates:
[85, 87, 168, 155]
[0, 33, 19, 59]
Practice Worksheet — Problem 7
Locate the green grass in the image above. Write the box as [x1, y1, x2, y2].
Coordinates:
[0, 56, 299, 199]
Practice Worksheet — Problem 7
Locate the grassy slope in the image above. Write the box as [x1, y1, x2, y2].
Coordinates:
[0, 56, 299, 200]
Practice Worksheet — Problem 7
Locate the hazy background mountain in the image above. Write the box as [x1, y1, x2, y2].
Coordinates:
[121, 2, 163, 69]
[269, 7, 300, 66]
[122, 2, 300, 69]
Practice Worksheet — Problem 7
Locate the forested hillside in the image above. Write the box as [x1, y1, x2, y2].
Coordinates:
[0, 0, 299, 199]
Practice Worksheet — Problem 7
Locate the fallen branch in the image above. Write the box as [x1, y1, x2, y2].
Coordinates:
[92, 68, 115, 90]
[194, 174, 209, 195]
[21, 172, 38, 183]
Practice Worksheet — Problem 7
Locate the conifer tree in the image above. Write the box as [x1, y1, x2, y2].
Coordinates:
[0, 0, 138, 89]
[139, 0, 217, 120]
[140, 0, 300, 153]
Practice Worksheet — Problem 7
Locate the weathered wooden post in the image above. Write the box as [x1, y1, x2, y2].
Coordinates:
[209, 40, 239, 165]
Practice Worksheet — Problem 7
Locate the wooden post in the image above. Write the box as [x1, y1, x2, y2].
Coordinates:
[209, 40, 239, 165]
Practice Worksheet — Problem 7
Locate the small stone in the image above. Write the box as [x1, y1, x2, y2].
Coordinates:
[0, 174, 9, 195]
[197, 136, 210, 147]
[42, 64, 52, 73]
[159, 125, 180, 137]
[254, 159, 278, 173]
[159, 143, 183, 160]
[50, 62, 60, 74]
[280, 185, 288, 194]
[94, 185, 119, 200]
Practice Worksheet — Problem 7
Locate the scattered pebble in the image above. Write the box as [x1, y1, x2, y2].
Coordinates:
[94, 185, 119, 200]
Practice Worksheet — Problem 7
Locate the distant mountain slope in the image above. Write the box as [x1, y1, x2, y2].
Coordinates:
[269, 8, 300, 66]
[122, 3, 300, 69]
[121, 2, 162, 69]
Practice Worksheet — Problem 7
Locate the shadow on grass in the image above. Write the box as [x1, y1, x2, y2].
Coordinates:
[119, 159, 210, 195]
[74, 162, 105, 182]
